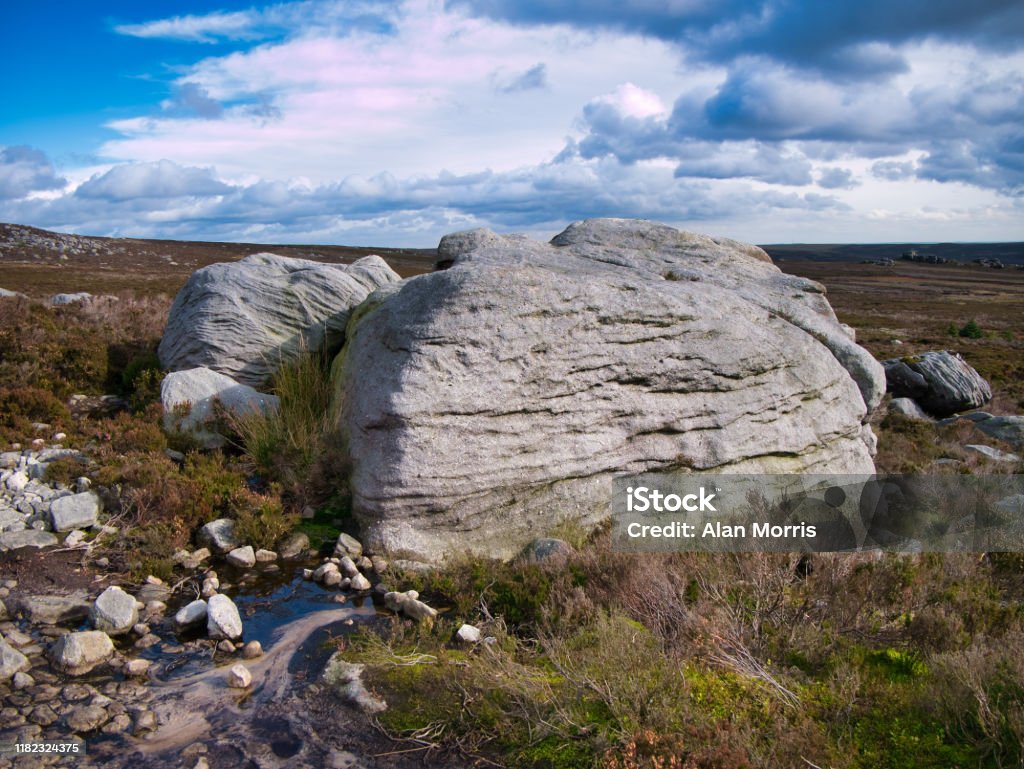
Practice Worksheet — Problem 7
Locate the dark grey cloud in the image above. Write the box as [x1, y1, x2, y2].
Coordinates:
[816, 168, 858, 190]
[449, 0, 1024, 79]
[0, 146, 66, 199]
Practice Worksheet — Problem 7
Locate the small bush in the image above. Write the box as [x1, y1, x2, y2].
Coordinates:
[231, 487, 298, 551]
[958, 319, 984, 339]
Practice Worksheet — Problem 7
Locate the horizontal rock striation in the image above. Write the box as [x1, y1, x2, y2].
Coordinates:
[338, 219, 885, 562]
[159, 253, 400, 387]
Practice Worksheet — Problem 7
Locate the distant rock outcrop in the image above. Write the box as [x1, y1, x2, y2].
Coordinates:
[159, 253, 400, 387]
[338, 218, 885, 563]
[882, 351, 991, 417]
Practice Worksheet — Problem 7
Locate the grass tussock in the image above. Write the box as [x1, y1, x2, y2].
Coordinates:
[227, 350, 347, 508]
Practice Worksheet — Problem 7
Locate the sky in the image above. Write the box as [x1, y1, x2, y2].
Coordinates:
[1, 0, 1022, 246]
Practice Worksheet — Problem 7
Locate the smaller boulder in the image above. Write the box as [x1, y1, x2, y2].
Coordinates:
[196, 519, 239, 554]
[49, 491, 101, 532]
[0, 637, 30, 681]
[335, 533, 363, 559]
[174, 599, 208, 631]
[226, 545, 256, 569]
[207, 594, 243, 640]
[883, 351, 991, 417]
[161, 367, 279, 449]
[90, 586, 138, 636]
[888, 397, 931, 421]
[49, 631, 115, 676]
[455, 624, 482, 644]
[349, 573, 371, 591]
[227, 663, 252, 689]
[384, 591, 437, 622]
[279, 531, 310, 559]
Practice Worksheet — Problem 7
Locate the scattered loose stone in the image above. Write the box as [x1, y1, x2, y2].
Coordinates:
[217, 639, 236, 654]
[455, 624, 482, 644]
[133, 623, 150, 636]
[0, 637, 30, 681]
[132, 709, 158, 735]
[335, 533, 363, 559]
[323, 654, 386, 713]
[49, 491, 101, 532]
[49, 631, 115, 676]
[242, 640, 262, 659]
[134, 634, 161, 650]
[338, 556, 359, 578]
[226, 545, 256, 568]
[323, 570, 343, 587]
[254, 548, 277, 562]
[227, 663, 252, 689]
[196, 519, 239, 554]
[207, 594, 243, 640]
[965, 444, 1021, 463]
[0, 529, 58, 551]
[384, 591, 437, 622]
[12, 671, 34, 690]
[13, 592, 91, 625]
[90, 585, 138, 636]
[302, 569, 314, 580]
[279, 531, 310, 559]
[174, 599, 208, 630]
[370, 556, 388, 574]
[349, 573, 371, 592]
[314, 562, 340, 583]
[124, 659, 151, 677]
[65, 704, 109, 733]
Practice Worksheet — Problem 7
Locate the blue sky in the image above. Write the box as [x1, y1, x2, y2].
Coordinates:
[1, 0, 1022, 246]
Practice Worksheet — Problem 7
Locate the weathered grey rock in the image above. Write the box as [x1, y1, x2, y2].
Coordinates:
[158, 253, 400, 387]
[340, 219, 883, 562]
[65, 704, 109, 733]
[50, 292, 92, 306]
[455, 624, 482, 644]
[90, 586, 138, 636]
[384, 591, 437, 622]
[883, 351, 991, 417]
[49, 491, 100, 532]
[13, 591, 90, 625]
[226, 663, 252, 689]
[955, 414, 1024, 450]
[161, 368, 279, 449]
[49, 631, 115, 675]
[242, 640, 263, 659]
[323, 570, 343, 587]
[349, 573, 371, 591]
[207, 594, 243, 640]
[314, 562, 340, 583]
[338, 556, 359, 578]
[964, 444, 1021, 463]
[323, 654, 387, 713]
[0, 529, 57, 551]
[888, 397, 931, 421]
[335, 533, 363, 559]
[279, 531, 310, 559]
[226, 545, 256, 569]
[124, 659, 151, 677]
[174, 599, 208, 630]
[0, 637, 30, 681]
[196, 518, 239, 554]
[520, 538, 573, 563]
[254, 548, 277, 563]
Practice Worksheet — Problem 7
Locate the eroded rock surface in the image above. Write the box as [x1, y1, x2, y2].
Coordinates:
[159, 253, 400, 387]
[339, 219, 885, 562]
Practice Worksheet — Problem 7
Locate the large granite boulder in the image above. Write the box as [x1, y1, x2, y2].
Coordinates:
[159, 253, 400, 387]
[338, 219, 885, 563]
[882, 351, 991, 417]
